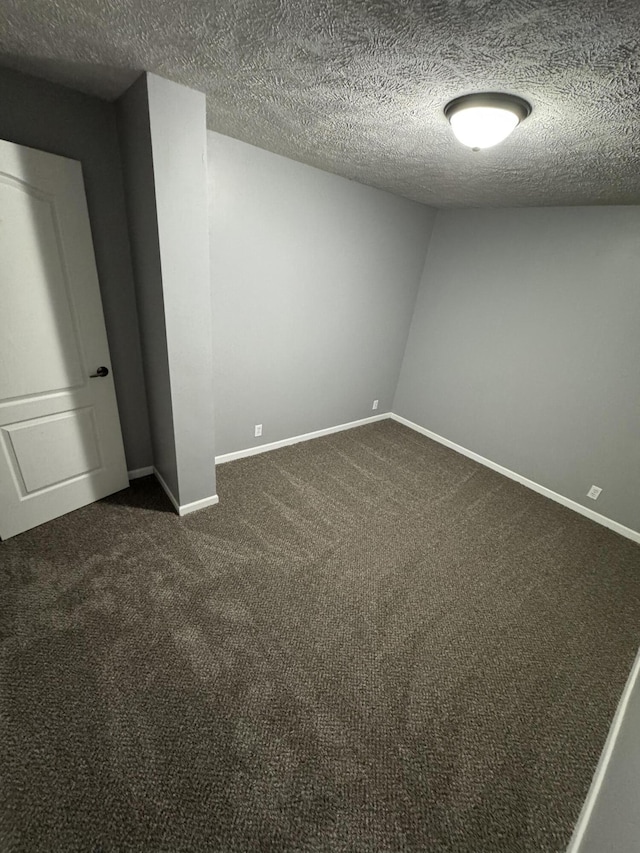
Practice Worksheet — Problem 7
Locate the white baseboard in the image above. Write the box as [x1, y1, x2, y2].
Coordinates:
[128, 466, 154, 480]
[566, 645, 640, 852]
[141, 412, 638, 540]
[390, 413, 640, 545]
[215, 413, 391, 464]
[176, 493, 219, 516]
[153, 467, 219, 517]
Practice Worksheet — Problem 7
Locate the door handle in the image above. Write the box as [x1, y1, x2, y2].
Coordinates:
[90, 366, 109, 378]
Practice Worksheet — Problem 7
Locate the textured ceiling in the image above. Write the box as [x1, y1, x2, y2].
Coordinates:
[2, 0, 640, 207]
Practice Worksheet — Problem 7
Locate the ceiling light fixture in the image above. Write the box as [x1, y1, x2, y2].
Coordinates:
[444, 93, 532, 151]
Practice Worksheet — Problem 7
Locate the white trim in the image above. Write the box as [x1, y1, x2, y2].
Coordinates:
[566, 646, 640, 852]
[175, 493, 219, 516]
[153, 467, 218, 517]
[215, 413, 391, 464]
[148, 410, 638, 538]
[390, 413, 640, 544]
[128, 466, 154, 480]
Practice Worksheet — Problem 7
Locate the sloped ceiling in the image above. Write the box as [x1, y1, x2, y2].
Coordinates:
[2, 0, 640, 207]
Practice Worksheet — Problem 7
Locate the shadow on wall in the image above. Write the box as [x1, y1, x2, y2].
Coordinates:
[0, 53, 139, 100]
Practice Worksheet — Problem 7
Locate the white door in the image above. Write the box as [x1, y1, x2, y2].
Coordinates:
[0, 139, 128, 539]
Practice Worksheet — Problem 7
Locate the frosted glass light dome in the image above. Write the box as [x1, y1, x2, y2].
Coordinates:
[445, 93, 532, 150]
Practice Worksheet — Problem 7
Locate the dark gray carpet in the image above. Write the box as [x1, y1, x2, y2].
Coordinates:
[1, 420, 639, 852]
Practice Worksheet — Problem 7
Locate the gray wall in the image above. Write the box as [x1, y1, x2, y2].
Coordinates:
[118, 74, 216, 506]
[146, 75, 216, 505]
[117, 75, 178, 495]
[0, 64, 152, 470]
[394, 206, 640, 533]
[208, 131, 436, 456]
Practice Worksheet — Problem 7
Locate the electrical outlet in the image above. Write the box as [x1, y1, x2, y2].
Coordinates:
[254, 424, 262, 437]
[372, 399, 379, 411]
[587, 485, 602, 500]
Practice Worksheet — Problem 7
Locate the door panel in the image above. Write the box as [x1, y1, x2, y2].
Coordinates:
[1, 408, 102, 494]
[0, 139, 128, 539]
[0, 175, 85, 399]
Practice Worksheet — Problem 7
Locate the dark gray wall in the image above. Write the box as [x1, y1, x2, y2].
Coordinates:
[0, 64, 152, 470]
[208, 131, 436, 457]
[146, 74, 216, 505]
[394, 206, 640, 533]
[116, 75, 179, 496]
